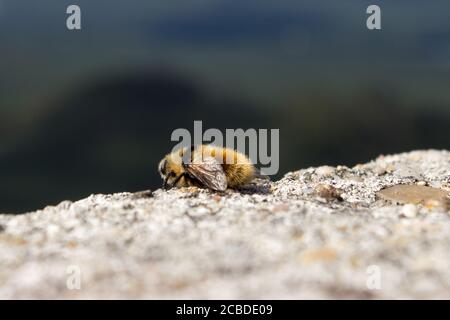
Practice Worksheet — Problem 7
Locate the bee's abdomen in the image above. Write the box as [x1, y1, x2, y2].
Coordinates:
[220, 148, 254, 187]
[224, 164, 254, 187]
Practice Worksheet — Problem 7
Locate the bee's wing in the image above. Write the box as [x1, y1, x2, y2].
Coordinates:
[184, 156, 227, 191]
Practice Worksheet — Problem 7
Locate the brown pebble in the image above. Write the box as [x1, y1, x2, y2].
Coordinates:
[315, 184, 343, 201]
[273, 203, 290, 212]
[378, 185, 448, 209]
[300, 248, 338, 264]
[66, 241, 78, 249]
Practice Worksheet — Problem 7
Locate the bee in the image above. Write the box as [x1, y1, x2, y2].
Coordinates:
[158, 144, 266, 191]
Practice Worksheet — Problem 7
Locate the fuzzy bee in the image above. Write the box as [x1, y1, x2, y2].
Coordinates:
[158, 144, 266, 191]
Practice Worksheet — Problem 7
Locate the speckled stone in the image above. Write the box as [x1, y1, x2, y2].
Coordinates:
[0, 149, 449, 299]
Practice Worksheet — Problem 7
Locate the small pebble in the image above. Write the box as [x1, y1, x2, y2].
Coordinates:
[46, 224, 60, 237]
[374, 166, 387, 176]
[315, 166, 335, 177]
[401, 204, 418, 218]
[315, 184, 343, 201]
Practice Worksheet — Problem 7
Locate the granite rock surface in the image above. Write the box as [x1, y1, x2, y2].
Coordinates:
[0, 150, 449, 299]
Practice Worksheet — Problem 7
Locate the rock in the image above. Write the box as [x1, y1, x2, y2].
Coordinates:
[0, 150, 449, 299]
[300, 247, 338, 264]
[315, 166, 335, 177]
[377, 185, 448, 209]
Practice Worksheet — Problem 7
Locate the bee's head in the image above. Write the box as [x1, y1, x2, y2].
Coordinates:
[158, 153, 186, 190]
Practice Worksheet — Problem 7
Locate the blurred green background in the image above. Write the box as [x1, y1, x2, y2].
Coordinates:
[0, 0, 449, 213]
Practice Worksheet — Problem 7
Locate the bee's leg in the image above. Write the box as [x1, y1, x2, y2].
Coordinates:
[163, 177, 169, 189]
[171, 172, 187, 188]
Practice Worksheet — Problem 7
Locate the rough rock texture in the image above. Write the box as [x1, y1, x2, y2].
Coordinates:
[0, 150, 449, 299]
